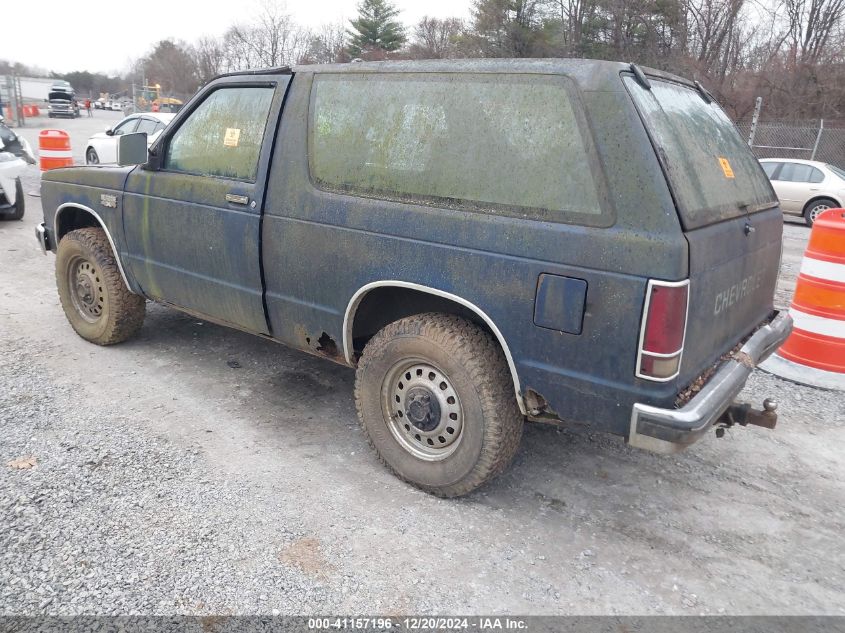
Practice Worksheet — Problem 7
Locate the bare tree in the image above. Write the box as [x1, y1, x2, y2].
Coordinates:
[224, 0, 311, 70]
[193, 36, 226, 84]
[784, 0, 845, 64]
[300, 23, 348, 64]
[470, 0, 546, 57]
[141, 39, 200, 96]
[550, 0, 598, 56]
[408, 17, 465, 59]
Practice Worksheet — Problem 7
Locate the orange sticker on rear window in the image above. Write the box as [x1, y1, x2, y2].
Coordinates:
[718, 156, 735, 179]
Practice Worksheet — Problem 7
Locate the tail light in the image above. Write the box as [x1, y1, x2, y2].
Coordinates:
[636, 279, 689, 381]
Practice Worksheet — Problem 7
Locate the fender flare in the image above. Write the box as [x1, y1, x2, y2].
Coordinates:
[54, 202, 135, 293]
[342, 280, 526, 414]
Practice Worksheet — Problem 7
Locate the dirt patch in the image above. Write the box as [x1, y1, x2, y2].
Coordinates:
[278, 537, 334, 579]
[7, 456, 37, 470]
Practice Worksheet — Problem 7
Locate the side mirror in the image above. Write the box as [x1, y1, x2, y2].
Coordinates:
[117, 132, 148, 166]
[105, 127, 113, 136]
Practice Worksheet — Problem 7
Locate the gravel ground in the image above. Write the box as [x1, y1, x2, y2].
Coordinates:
[1, 117, 844, 616]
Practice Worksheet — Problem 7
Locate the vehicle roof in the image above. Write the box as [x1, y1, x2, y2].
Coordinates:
[302, 59, 693, 92]
[759, 158, 832, 168]
[215, 59, 694, 93]
[130, 112, 176, 123]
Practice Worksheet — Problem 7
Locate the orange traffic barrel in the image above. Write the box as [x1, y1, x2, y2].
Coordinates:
[38, 129, 73, 171]
[761, 208, 845, 390]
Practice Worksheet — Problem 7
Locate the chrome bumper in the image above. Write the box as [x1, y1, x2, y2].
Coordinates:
[35, 223, 51, 254]
[628, 311, 793, 454]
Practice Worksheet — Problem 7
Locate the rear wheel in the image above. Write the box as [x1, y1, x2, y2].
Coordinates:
[85, 148, 99, 165]
[804, 198, 837, 227]
[56, 228, 145, 345]
[355, 313, 523, 497]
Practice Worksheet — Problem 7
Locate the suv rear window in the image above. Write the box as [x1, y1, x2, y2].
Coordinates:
[624, 76, 776, 230]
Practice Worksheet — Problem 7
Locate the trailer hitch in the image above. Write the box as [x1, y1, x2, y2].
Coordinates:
[716, 399, 778, 437]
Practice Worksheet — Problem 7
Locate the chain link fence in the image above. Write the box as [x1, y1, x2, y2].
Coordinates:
[128, 84, 190, 115]
[736, 120, 845, 169]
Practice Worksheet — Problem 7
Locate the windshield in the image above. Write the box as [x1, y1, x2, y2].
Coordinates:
[624, 76, 776, 230]
[827, 164, 845, 181]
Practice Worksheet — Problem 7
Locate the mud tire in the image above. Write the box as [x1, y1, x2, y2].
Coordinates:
[56, 227, 145, 345]
[355, 313, 523, 497]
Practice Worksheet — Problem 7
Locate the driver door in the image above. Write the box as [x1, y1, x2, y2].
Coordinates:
[122, 80, 285, 334]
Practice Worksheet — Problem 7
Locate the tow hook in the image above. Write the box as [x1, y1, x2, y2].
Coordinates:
[716, 399, 778, 438]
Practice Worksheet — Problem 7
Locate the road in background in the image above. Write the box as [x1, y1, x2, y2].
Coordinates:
[1, 116, 843, 616]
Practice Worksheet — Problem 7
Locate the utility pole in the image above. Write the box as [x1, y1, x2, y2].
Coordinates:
[811, 119, 824, 161]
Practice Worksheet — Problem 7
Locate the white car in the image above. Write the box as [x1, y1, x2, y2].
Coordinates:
[85, 113, 175, 165]
[0, 116, 36, 221]
[759, 158, 845, 226]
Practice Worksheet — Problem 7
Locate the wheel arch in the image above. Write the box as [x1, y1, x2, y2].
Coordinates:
[54, 202, 134, 293]
[343, 281, 526, 414]
[803, 194, 842, 215]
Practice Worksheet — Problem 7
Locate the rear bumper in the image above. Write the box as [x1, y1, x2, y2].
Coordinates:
[628, 311, 793, 453]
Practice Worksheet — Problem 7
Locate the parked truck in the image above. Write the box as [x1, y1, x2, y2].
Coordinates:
[36, 60, 791, 496]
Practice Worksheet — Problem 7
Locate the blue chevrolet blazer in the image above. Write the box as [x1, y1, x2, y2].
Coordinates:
[37, 59, 792, 496]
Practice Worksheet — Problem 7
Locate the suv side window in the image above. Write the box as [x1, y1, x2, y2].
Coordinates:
[165, 86, 275, 182]
[309, 73, 603, 222]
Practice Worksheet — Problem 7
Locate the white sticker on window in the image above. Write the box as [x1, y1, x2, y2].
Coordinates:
[224, 128, 241, 147]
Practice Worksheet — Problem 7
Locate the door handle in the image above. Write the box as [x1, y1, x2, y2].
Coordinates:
[225, 193, 249, 205]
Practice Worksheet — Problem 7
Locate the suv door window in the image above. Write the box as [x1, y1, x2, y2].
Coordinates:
[112, 118, 139, 136]
[164, 86, 275, 182]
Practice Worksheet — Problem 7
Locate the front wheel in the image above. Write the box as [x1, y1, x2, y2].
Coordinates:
[56, 228, 145, 345]
[804, 198, 837, 227]
[355, 313, 523, 497]
[85, 148, 99, 165]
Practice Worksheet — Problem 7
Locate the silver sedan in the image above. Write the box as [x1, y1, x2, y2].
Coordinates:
[760, 158, 845, 226]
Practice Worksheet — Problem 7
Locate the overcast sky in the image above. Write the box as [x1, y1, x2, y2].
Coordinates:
[4, 0, 472, 75]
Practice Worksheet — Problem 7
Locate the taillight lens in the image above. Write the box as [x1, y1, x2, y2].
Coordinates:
[637, 280, 689, 381]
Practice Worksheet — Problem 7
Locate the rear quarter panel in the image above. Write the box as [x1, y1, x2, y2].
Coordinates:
[260, 71, 690, 433]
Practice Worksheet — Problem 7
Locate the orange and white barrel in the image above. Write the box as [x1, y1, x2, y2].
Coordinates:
[761, 208, 845, 390]
[38, 129, 73, 171]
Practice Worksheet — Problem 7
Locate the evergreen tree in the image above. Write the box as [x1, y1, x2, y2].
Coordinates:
[347, 0, 407, 58]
